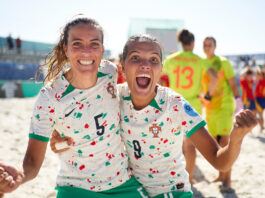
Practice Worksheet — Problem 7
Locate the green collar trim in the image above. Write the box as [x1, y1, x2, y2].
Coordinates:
[61, 84, 75, 98]
[122, 95, 131, 101]
[149, 99, 162, 111]
[97, 72, 108, 78]
[122, 95, 162, 111]
[61, 71, 106, 99]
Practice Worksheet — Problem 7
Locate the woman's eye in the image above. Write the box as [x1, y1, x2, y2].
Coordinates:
[91, 42, 100, 49]
[131, 56, 140, 62]
[150, 57, 159, 64]
[72, 42, 82, 48]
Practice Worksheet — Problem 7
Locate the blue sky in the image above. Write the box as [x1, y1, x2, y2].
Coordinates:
[0, 0, 264, 57]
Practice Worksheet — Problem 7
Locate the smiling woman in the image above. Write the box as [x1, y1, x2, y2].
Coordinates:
[47, 34, 258, 198]
[44, 17, 104, 89]
[0, 16, 147, 198]
[63, 23, 104, 89]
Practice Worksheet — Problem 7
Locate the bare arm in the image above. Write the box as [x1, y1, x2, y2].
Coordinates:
[228, 76, 240, 98]
[22, 139, 47, 184]
[190, 110, 257, 171]
[189, 127, 242, 171]
[0, 139, 47, 193]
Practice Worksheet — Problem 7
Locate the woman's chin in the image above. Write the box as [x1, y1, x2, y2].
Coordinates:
[132, 85, 152, 97]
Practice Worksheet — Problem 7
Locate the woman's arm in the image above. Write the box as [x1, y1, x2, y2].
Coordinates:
[190, 110, 257, 171]
[228, 77, 240, 98]
[0, 139, 47, 193]
[22, 139, 47, 184]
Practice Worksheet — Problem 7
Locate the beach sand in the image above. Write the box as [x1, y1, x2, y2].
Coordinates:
[0, 98, 264, 198]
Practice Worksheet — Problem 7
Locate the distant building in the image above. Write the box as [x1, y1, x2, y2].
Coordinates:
[128, 18, 184, 57]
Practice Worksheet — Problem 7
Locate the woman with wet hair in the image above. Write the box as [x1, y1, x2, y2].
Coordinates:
[0, 16, 146, 198]
[50, 34, 256, 197]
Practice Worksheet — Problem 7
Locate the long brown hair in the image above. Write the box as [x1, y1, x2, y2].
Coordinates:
[42, 17, 104, 84]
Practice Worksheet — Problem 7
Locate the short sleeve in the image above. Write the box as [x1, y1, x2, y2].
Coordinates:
[99, 60, 118, 83]
[28, 88, 56, 142]
[110, 62, 118, 83]
[178, 97, 206, 138]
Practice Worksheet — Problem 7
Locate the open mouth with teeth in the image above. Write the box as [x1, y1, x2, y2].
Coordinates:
[136, 74, 151, 89]
[78, 60, 95, 65]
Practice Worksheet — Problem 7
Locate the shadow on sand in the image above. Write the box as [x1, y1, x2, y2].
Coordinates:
[192, 165, 239, 198]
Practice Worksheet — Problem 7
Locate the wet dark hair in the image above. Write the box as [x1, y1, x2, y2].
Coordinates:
[178, 29, 194, 45]
[204, 36, 217, 47]
[122, 34, 162, 61]
[42, 17, 104, 83]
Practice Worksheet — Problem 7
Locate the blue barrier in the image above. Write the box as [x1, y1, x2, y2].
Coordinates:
[0, 62, 40, 80]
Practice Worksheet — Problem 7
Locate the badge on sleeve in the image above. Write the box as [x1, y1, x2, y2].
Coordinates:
[183, 102, 198, 117]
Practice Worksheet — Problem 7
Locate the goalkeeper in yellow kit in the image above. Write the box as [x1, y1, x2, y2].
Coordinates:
[202, 36, 243, 191]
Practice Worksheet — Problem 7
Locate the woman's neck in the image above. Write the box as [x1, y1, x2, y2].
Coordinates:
[183, 45, 193, 52]
[65, 70, 97, 89]
[207, 54, 215, 59]
[131, 87, 157, 110]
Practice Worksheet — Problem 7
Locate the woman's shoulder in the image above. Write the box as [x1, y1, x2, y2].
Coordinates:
[40, 73, 67, 98]
[216, 55, 231, 64]
[158, 86, 184, 105]
[117, 83, 129, 97]
[99, 60, 117, 75]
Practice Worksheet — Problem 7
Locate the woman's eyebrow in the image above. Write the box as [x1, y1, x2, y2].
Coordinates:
[128, 51, 140, 55]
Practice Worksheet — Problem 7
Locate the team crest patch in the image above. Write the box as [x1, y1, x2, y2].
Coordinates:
[106, 82, 116, 98]
[183, 103, 198, 117]
[149, 123, 161, 138]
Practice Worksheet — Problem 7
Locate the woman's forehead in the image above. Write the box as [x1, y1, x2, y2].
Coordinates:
[204, 39, 214, 45]
[68, 24, 103, 42]
[127, 41, 161, 55]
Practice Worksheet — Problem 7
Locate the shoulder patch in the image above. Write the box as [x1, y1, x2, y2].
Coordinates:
[183, 102, 198, 117]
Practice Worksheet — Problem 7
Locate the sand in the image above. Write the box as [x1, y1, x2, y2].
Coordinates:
[0, 98, 264, 198]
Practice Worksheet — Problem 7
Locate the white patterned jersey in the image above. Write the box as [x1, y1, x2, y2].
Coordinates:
[118, 83, 206, 197]
[29, 60, 129, 191]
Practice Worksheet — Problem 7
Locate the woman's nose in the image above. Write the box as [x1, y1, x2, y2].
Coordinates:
[140, 60, 151, 70]
[81, 45, 93, 54]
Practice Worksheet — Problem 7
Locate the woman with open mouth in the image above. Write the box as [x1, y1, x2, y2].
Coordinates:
[49, 34, 257, 198]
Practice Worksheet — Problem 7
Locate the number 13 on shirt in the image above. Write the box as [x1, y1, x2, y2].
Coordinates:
[173, 66, 194, 89]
